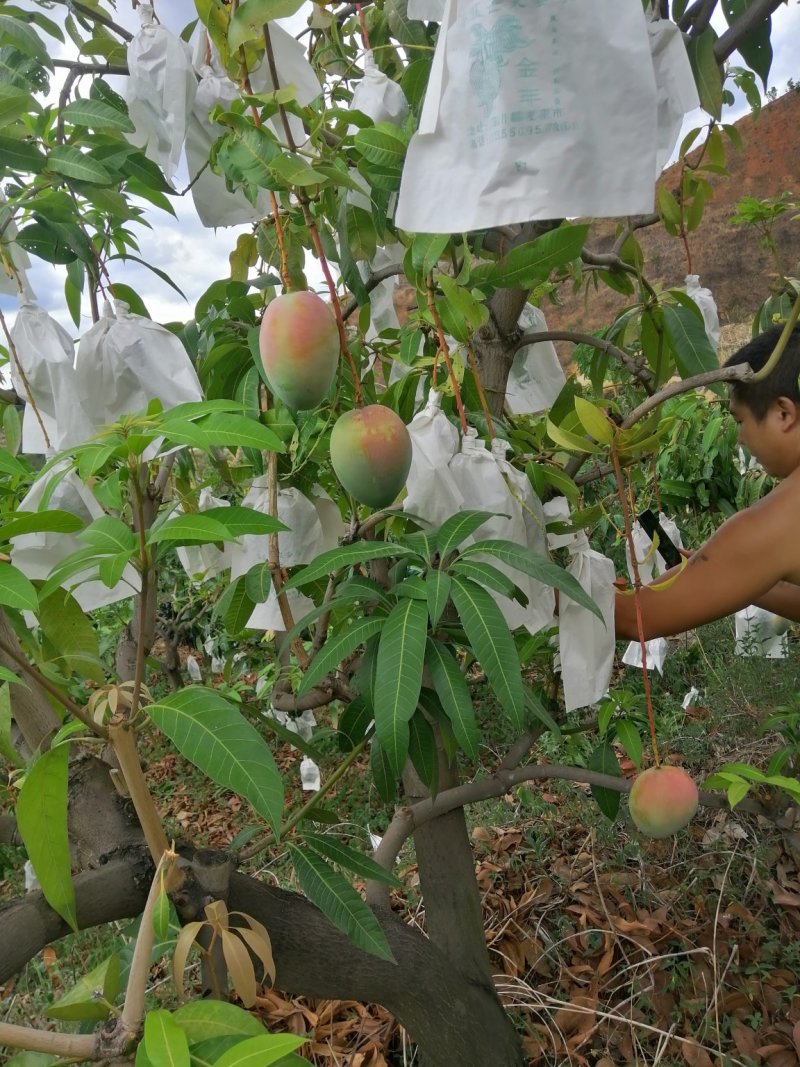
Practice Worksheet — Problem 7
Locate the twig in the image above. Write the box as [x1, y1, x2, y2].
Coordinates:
[108, 719, 169, 863]
[0, 633, 102, 735]
[514, 328, 654, 391]
[0, 1022, 95, 1060]
[620, 363, 753, 429]
[340, 262, 405, 324]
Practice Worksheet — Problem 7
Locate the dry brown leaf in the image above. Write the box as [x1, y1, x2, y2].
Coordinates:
[731, 1019, 760, 1059]
[681, 1039, 714, 1066]
[172, 919, 204, 1001]
[219, 926, 256, 1008]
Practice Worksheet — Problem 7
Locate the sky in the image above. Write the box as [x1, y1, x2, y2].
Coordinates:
[1, 0, 799, 342]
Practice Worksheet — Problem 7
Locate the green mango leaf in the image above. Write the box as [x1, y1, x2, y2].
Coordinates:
[614, 719, 643, 770]
[47, 954, 121, 1020]
[481, 223, 589, 288]
[148, 514, 232, 546]
[144, 1009, 190, 1067]
[449, 576, 525, 730]
[213, 1033, 307, 1067]
[0, 134, 46, 175]
[37, 588, 105, 683]
[408, 710, 438, 795]
[545, 418, 602, 455]
[0, 13, 53, 67]
[449, 559, 518, 599]
[425, 639, 479, 760]
[298, 616, 386, 696]
[0, 84, 38, 127]
[203, 506, 286, 537]
[244, 562, 272, 603]
[47, 145, 112, 184]
[172, 1001, 266, 1044]
[61, 97, 134, 132]
[78, 515, 137, 554]
[354, 124, 408, 169]
[373, 598, 428, 779]
[302, 832, 400, 886]
[268, 153, 325, 188]
[285, 542, 417, 590]
[228, 0, 306, 52]
[160, 413, 284, 454]
[0, 562, 38, 612]
[16, 744, 77, 930]
[411, 232, 449, 275]
[212, 577, 255, 636]
[435, 510, 495, 560]
[573, 397, 613, 445]
[426, 569, 451, 628]
[148, 687, 284, 835]
[0, 683, 24, 768]
[588, 741, 621, 821]
[2, 510, 85, 540]
[459, 540, 602, 621]
[687, 28, 723, 119]
[287, 844, 395, 963]
[662, 303, 718, 379]
[370, 736, 397, 803]
[721, 0, 772, 87]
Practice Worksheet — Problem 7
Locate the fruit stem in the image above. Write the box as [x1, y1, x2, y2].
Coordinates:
[262, 22, 363, 405]
[610, 445, 660, 768]
[425, 277, 468, 434]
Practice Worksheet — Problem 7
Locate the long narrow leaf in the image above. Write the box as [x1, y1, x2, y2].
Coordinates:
[148, 687, 283, 835]
[286, 542, 416, 590]
[425, 639, 479, 759]
[298, 616, 385, 696]
[302, 832, 400, 886]
[435, 510, 494, 560]
[459, 540, 602, 620]
[449, 577, 525, 730]
[16, 745, 77, 929]
[287, 844, 396, 963]
[374, 599, 428, 779]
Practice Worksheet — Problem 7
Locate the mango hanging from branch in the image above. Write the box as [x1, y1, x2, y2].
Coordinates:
[259, 291, 339, 411]
[330, 405, 412, 509]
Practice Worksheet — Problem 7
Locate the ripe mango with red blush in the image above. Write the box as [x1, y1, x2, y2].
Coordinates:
[259, 291, 339, 411]
[628, 765, 699, 838]
[330, 405, 412, 509]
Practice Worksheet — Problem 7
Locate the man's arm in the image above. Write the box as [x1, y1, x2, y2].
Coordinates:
[615, 498, 798, 640]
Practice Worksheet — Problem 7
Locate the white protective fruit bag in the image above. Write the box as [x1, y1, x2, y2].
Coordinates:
[228, 480, 344, 631]
[73, 301, 203, 437]
[351, 50, 410, 126]
[735, 605, 790, 659]
[403, 390, 464, 529]
[408, 0, 447, 18]
[396, 0, 660, 233]
[505, 304, 566, 416]
[125, 4, 197, 183]
[360, 243, 404, 340]
[186, 64, 271, 227]
[648, 16, 699, 175]
[0, 191, 34, 298]
[448, 430, 553, 634]
[10, 462, 140, 613]
[10, 301, 93, 455]
[249, 24, 322, 147]
[620, 516, 684, 674]
[175, 488, 231, 585]
[685, 275, 721, 351]
[544, 498, 615, 712]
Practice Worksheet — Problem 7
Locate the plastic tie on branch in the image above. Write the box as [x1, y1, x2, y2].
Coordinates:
[10, 299, 94, 455]
[125, 3, 197, 184]
[395, 0, 664, 232]
[685, 274, 721, 351]
[544, 498, 615, 712]
[9, 461, 141, 614]
[506, 304, 566, 417]
[73, 300, 203, 455]
[228, 479, 344, 632]
[734, 605, 790, 659]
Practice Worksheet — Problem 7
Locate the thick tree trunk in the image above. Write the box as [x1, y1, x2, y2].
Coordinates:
[0, 855, 525, 1067]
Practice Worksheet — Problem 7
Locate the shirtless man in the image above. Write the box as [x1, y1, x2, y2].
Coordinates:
[615, 324, 800, 640]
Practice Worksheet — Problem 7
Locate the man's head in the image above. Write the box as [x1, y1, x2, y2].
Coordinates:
[725, 324, 800, 419]
[725, 324, 800, 478]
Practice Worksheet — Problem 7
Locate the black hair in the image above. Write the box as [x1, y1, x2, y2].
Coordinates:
[725, 323, 800, 420]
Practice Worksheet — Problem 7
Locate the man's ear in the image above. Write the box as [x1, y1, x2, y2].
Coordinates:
[774, 396, 800, 428]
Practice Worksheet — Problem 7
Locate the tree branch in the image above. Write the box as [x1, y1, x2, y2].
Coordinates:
[514, 328, 654, 391]
[620, 362, 753, 429]
[0, 1022, 96, 1061]
[340, 262, 405, 325]
[713, 0, 785, 63]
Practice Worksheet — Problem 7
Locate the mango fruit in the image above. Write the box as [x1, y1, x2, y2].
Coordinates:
[259, 291, 339, 411]
[628, 765, 699, 839]
[330, 405, 412, 509]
